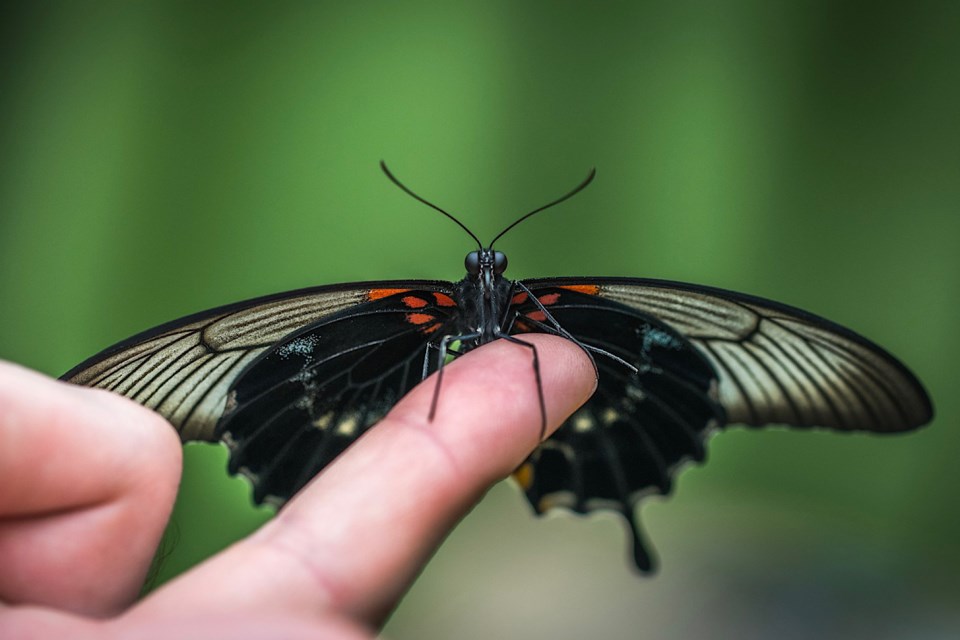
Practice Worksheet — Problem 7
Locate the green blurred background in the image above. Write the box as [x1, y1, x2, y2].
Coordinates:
[1, 1, 958, 637]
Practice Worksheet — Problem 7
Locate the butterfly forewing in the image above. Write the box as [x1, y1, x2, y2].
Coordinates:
[524, 277, 932, 433]
[60, 281, 452, 441]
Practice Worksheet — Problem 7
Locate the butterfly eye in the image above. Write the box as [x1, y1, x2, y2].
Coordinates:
[493, 251, 508, 274]
[464, 251, 481, 274]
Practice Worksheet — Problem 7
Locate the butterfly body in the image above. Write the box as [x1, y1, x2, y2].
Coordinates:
[61, 168, 933, 572]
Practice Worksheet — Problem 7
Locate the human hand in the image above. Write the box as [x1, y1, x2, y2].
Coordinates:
[0, 335, 595, 638]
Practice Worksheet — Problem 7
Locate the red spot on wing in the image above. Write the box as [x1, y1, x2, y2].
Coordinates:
[433, 292, 456, 307]
[537, 293, 561, 305]
[405, 312, 435, 325]
[402, 295, 428, 309]
[560, 284, 600, 295]
[526, 311, 547, 323]
[405, 312, 442, 334]
[368, 288, 409, 300]
[511, 292, 529, 305]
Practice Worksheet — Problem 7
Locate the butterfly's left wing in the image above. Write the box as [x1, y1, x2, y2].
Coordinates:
[64, 282, 462, 505]
[510, 277, 932, 571]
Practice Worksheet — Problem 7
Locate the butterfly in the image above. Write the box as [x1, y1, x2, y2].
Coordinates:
[62, 163, 934, 572]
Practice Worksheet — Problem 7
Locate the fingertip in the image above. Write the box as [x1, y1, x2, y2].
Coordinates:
[403, 334, 597, 469]
[535, 334, 599, 429]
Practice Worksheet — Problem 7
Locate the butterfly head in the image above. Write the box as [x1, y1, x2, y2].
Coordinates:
[465, 248, 507, 290]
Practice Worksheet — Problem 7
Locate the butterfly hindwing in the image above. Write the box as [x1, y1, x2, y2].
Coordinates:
[509, 285, 725, 570]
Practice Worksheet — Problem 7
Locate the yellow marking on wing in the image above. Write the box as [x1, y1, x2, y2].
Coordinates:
[513, 462, 535, 489]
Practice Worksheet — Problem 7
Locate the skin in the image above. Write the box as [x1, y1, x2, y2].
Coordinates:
[0, 335, 596, 639]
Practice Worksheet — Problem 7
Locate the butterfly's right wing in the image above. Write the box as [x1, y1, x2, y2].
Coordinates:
[61, 280, 451, 441]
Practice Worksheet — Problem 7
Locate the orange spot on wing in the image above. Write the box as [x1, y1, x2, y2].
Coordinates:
[512, 463, 535, 489]
[526, 311, 547, 323]
[368, 288, 409, 300]
[433, 292, 456, 307]
[405, 312, 435, 325]
[402, 295, 428, 309]
[537, 293, 561, 305]
[560, 284, 600, 295]
[511, 292, 529, 305]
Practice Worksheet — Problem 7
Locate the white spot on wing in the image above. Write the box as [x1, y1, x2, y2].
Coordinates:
[642, 325, 682, 352]
[277, 334, 320, 361]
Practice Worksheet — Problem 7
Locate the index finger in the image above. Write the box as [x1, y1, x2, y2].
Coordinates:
[136, 335, 595, 625]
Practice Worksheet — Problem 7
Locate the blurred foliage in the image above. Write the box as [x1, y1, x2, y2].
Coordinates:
[1, 1, 958, 638]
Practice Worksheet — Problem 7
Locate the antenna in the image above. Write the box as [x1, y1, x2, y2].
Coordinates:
[380, 161, 482, 249]
[489, 168, 596, 248]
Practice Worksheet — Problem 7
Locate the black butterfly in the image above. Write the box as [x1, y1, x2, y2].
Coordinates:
[62, 164, 933, 571]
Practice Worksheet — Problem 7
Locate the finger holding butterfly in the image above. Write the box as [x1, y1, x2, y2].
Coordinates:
[129, 334, 596, 631]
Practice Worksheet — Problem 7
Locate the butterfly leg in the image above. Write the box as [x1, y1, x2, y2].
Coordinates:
[517, 313, 636, 375]
[492, 332, 548, 441]
[510, 282, 608, 378]
[421, 344, 435, 380]
[511, 282, 573, 334]
[422, 341, 469, 379]
[428, 332, 482, 421]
